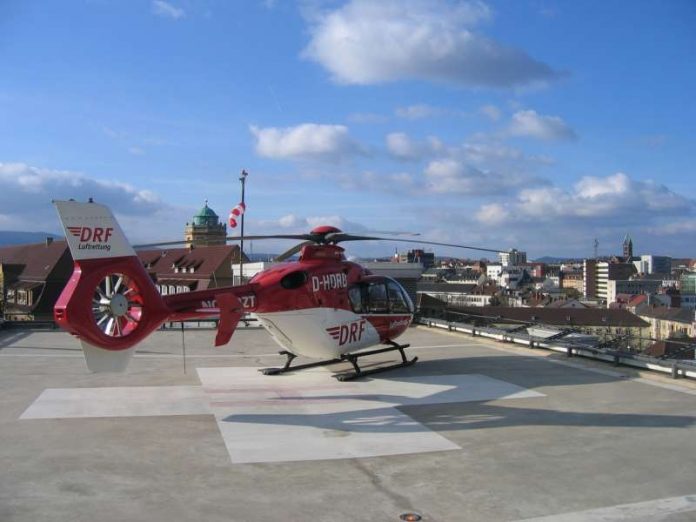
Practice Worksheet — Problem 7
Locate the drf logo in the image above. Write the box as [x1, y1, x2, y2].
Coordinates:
[67, 226, 113, 243]
[326, 319, 366, 346]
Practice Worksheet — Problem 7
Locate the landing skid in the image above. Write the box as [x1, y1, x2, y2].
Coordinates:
[260, 342, 417, 381]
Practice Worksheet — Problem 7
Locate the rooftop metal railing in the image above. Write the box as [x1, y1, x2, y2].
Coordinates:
[416, 312, 696, 381]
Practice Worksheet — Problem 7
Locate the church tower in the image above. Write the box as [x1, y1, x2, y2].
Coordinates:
[184, 200, 226, 247]
[622, 233, 633, 259]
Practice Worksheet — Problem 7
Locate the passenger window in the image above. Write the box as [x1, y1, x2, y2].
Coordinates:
[280, 271, 308, 289]
[348, 285, 364, 313]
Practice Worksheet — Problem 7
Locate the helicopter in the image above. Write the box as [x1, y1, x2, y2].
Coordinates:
[53, 199, 504, 379]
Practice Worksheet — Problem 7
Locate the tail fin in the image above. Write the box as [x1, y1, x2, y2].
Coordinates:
[53, 200, 170, 372]
[55, 200, 136, 261]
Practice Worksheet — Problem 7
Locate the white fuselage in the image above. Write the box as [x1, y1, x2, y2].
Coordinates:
[256, 308, 380, 359]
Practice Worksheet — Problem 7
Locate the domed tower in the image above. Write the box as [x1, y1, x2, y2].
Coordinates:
[184, 200, 226, 247]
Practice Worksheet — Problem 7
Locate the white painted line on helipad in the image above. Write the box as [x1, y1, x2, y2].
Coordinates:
[20, 385, 211, 419]
[517, 494, 696, 521]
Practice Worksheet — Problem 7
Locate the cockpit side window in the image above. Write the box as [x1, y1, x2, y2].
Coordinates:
[367, 282, 389, 313]
[387, 280, 412, 313]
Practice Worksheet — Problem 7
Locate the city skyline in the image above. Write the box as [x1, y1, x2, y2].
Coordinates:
[1, 1, 695, 258]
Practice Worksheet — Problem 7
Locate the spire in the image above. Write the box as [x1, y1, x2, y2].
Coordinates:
[622, 232, 633, 259]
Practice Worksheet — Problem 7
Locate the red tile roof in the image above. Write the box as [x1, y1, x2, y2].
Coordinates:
[137, 245, 244, 279]
[0, 241, 70, 280]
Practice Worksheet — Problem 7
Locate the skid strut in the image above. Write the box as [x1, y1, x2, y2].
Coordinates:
[260, 342, 417, 381]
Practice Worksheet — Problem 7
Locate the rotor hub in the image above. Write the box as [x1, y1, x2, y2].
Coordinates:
[109, 293, 129, 317]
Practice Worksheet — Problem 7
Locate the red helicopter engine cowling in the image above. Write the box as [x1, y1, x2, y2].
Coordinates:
[54, 256, 170, 351]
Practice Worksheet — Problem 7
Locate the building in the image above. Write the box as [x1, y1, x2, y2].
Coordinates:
[633, 255, 672, 275]
[582, 259, 597, 298]
[486, 263, 503, 280]
[138, 245, 247, 295]
[398, 249, 435, 269]
[584, 260, 636, 302]
[362, 262, 424, 304]
[681, 295, 696, 309]
[184, 201, 227, 248]
[635, 305, 696, 341]
[0, 240, 72, 321]
[606, 279, 663, 306]
[499, 249, 527, 267]
[498, 267, 528, 290]
[681, 272, 696, 294]
[561, 270, 584, 295]
[431, 305, 650, 347]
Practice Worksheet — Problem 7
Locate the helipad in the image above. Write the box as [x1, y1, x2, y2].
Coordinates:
[2, 326, 696, 521]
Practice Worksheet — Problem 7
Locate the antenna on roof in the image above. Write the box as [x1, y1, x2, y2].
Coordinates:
[594, 238, 599, 259]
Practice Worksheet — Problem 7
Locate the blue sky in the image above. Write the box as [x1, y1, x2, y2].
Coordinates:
[1, 0, 695, 259]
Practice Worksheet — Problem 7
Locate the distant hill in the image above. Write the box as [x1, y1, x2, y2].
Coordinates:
[245, 253, 281, 262]
[533, 256, 576, 264]
[0, 231, 62, 247]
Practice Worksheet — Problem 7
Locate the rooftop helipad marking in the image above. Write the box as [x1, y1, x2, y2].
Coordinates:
[20, 386, 210, 419]
[517, 494, 696, 521]
[20, 368, 544, 463]
[199, 368, 542, 463]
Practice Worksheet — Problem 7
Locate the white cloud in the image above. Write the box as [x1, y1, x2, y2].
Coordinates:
[386, 132, 442, 161]
[152, 1, 185, 20]
[474, 172, 693, 225]
[0, 163, 187, 242]
[347, 112, 389, 124]
[475, 203, 509, 225]
[646, 219, 696, 235]
[259, 213, 367, 234]
[507, 109, 577, 141]
[395, 104, 442, 120]
[479, 104, 501, 121]
[250, 123, 362, 161]
[424, 158, 526, 195]
[302, 0, 560, 87]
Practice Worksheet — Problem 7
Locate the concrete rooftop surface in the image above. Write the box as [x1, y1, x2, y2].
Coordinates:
[2, 325, 696, 522]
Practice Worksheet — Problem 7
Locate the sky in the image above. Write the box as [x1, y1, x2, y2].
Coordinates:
[1, 0, 695, 259]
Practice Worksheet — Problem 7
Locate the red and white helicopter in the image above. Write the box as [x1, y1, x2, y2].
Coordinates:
[53, 200, 503, 379]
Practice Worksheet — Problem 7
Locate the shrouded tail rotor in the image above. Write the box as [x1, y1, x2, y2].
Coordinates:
[91, 272, 144, 338]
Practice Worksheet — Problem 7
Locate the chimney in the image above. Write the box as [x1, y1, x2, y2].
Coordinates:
[45, 237, 53, 246]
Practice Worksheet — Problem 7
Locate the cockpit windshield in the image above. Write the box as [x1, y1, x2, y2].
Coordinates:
[348, 277, 414, 314]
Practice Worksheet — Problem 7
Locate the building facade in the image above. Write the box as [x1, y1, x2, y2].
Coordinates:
[0, 240, 72, 321]
[634, 255, 672, 275]
[681, 272, 696, 294]
[606, 279, 663, 306]
[635, 306, 696, 341]
[499, 249, 527, 267]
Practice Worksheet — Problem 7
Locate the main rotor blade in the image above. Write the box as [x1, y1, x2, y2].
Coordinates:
[133, 234, 314, 250]
[274, 241, 315, 262]
[324, 233, 506, 254]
